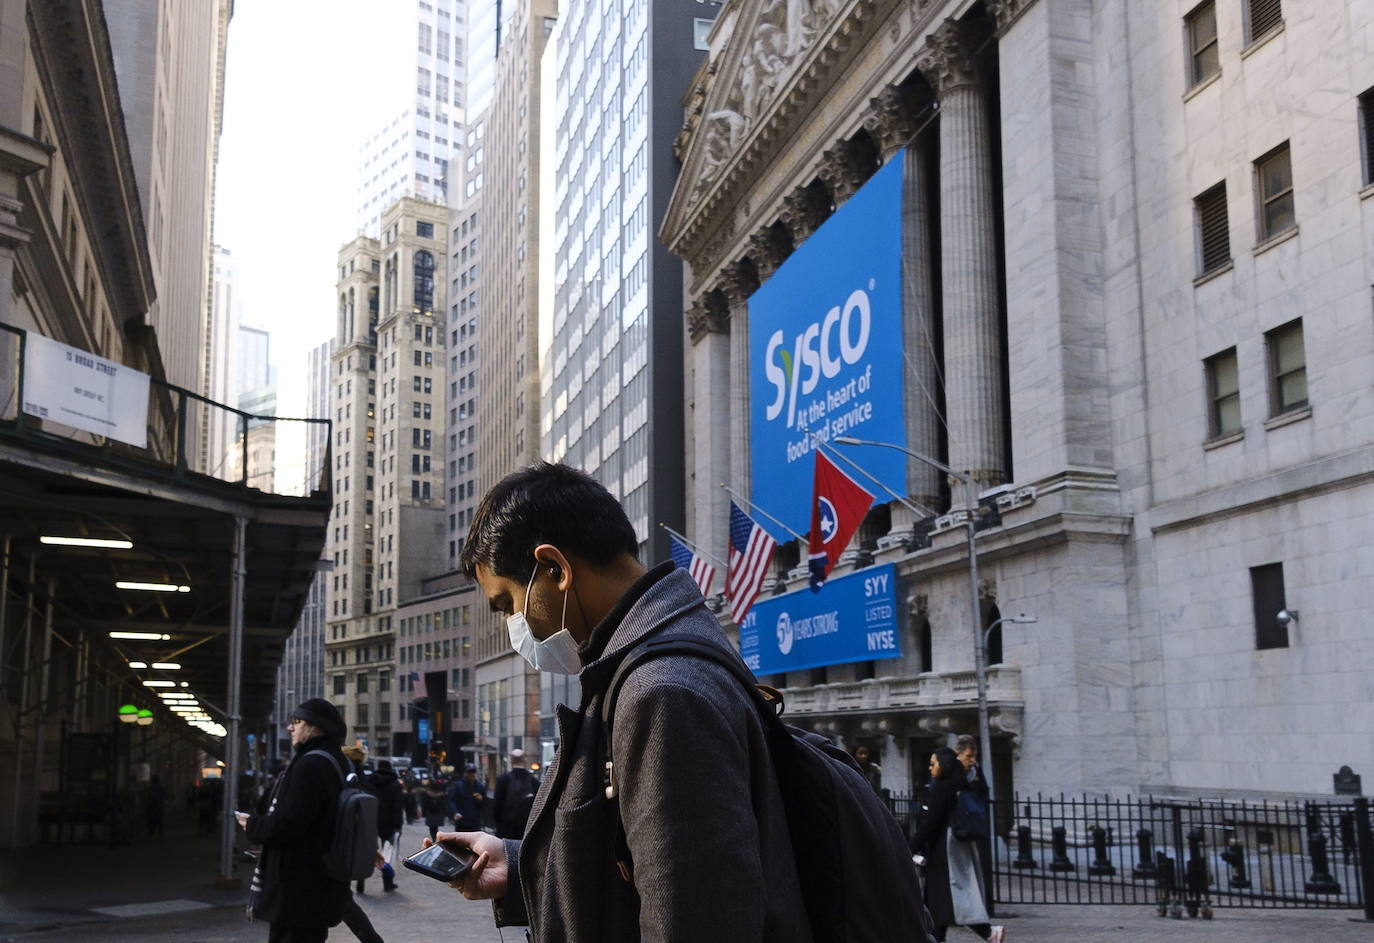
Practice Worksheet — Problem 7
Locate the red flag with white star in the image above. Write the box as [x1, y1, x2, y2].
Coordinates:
[807, 450, 874, 591]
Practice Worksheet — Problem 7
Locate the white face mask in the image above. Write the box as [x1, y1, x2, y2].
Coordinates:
[506, 563, 583, 674]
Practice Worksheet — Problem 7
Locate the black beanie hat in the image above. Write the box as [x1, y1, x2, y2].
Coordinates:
[293, 698, 346, 742]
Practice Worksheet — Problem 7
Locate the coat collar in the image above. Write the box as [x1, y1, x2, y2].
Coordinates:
[576, 565, 708, 707]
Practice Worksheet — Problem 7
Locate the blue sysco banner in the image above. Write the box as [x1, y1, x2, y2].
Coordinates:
[738, 563, 900, 675]
[748, 152, 907, 541]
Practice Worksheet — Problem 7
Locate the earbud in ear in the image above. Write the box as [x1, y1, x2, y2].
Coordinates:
[549, 565, 562, 580]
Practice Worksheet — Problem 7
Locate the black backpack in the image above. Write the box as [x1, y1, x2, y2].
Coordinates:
[307, 750, 380, 882]
[502, 767, 538, 829]
[952, 786, 989, 842]
[602, 634, 936, 943]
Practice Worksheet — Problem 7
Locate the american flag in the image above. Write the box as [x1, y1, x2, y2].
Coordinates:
[727, 502, 776, 625]
[668, 532, 717, 597]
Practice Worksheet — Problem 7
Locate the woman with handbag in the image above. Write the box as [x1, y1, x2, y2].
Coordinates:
[910, 747, 1006, 942]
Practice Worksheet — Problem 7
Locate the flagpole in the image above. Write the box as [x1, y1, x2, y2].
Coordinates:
[807, 432, 935, 520]
[658, 523, 728, 569]
[717, 483, 807, 543]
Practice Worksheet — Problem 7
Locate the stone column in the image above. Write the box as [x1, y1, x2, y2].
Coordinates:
[817, 141, 867, 208]
[720, 265, 758, 497]
[919, 20, 1007, 490]
[687, 296, 731, 571]
[864, 86, 942, 519]
[778, 184, 829, 247]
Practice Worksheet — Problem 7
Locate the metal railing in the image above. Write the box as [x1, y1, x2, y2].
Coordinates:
[0, 324, 330, 498]
[890, 791, 1374, 916]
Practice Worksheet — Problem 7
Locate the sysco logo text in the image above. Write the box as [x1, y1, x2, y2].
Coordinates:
[763, 287, 872, 428]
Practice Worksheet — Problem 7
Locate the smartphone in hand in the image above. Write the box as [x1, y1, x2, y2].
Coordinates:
[403, 841, 477, 882]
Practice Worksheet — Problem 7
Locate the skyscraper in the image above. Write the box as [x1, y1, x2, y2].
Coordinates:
[106, 0, 232, 399]
[355, 0, 468, 236]
[544, 0, 703, 554]
[325, 197, 449, 753]
[472, 0, 557, 776]
[273, 340, 335, 755]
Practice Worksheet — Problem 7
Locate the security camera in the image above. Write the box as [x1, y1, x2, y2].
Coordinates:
[1276, 609, 1299, 626]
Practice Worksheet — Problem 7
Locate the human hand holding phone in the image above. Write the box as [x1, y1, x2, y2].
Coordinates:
[424, 830, 507, 900]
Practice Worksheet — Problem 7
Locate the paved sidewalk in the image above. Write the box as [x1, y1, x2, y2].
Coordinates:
[1, 812, 1369, 942]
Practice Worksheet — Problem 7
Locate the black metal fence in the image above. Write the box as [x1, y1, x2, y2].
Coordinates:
[889, 792, 1374, 917]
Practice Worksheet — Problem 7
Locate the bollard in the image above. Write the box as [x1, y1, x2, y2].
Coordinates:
[1013, 824, 1038, 869]
[1133, 827, 1158, 878]
[1219, 836, 1250, 889]
[1338, 811, 1355, 865]
[1088, 825, 1117, 875]
[1184, 828, 1210, 918]
[1049, 825, 1075, 872]
[1257, 829, 1275, 893]
[1304, 829, 1342, 894]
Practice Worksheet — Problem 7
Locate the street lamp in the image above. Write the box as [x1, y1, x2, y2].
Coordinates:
[832, 435, 998, 801]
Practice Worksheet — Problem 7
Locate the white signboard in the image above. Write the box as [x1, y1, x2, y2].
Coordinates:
[22, 332, 150, 448]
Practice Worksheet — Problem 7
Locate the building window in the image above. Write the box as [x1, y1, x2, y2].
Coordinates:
[357, 703, 369, 725]
[333, 674, 345, 696]
[417, 220, 434, 238]
[1250, 562, 1288, 649]
[414, 250, 436, 311]
[1205, 347, 1241, 438]
[1265, 318, 1307, 415]
[1255, 143, 1295, 242]
[1185, 2, 1219, 86]
[357, 672, 369, 693]
[1245, 0, 1281, 44]
[1361, 87, 1374, 186]
[1195, 182, 1230, 275]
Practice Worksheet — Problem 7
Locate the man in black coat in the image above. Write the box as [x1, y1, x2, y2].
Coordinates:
[238, 699, 350, 943]
[491, 750, 538, 839]
[448, 764, 488, 832]
[371, 760, 404, 891]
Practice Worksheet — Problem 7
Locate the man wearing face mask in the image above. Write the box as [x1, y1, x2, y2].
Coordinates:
[434, 462, 809, 943]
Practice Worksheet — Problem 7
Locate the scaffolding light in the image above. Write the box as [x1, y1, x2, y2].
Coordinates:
[41, 535, 133, 549]
[128, 661, 148, 669]
[142, 680, 175, 688]
[118, 704, 139, 724]
[137, 708, 154, 727]
[115, 581, 190, 593]
[109, 631, 172, 641]
[151, 662, 181, 670]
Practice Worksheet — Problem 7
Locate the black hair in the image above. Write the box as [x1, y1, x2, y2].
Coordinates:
[932, 747, 961, 780]
[461, 462, 639, 580]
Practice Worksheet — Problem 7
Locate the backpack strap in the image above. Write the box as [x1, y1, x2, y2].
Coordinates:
[305, 749, 347, 785]
[598, 634, 785, 883]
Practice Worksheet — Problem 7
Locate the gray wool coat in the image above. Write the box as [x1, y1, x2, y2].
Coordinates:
[495, 565, 812, 943]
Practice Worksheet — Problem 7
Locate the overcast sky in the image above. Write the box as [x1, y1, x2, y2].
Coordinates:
[214, 0, 407, 486]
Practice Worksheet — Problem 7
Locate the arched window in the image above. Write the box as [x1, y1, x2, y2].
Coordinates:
[347, 288, 356, 341]
[338, 294, 347, 340]
[984, 604, 1003, 666]
[413, 249, 435, 312]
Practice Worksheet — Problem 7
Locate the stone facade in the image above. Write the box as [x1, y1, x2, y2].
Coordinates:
[326, 197, 449, 755]
[662, 0, 1374, 799]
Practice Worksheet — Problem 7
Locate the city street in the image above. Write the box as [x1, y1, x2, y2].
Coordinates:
[2, 815, 1369, 943]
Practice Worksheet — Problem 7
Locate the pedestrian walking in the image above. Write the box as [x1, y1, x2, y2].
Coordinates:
[401, 780, 420, 825]
[145, 773, 167, 839]
[237, 698, 351, 943]
[910, 747, 1004, 942]
[420, 778, 448, 843]
[335, 744, 387, 943]
[491, 749, 539, 839]
[853, 744, 884, 794]
[447, 763, 487, 832]
[431, 462, 813, 941]
[370, 760, 404, 891]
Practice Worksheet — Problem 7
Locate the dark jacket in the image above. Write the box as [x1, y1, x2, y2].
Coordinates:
[420, 786, 449, 826]
[492, 767, 539, 838]
[449, 776, 488, 831]
[911, 767, 988, 928]
[245, 735, 349, 928]
[371, 767, 405, 839]
[495, 564, 811, 943]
